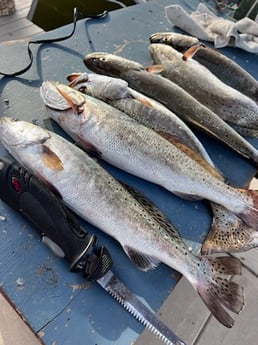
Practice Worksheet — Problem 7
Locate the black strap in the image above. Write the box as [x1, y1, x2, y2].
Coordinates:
[0, 8, 108, 77]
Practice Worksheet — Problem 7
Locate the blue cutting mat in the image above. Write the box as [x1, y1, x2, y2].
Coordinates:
[0, 1, 257, 344]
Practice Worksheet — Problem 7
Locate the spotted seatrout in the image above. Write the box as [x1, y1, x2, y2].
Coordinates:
[39, 81, 258, 234]
[150, 32, 258, 104]
[148, 43, 258, 136]
[0, 117, 245, 327]
[67, 72, 214, 166]
[67, 72, 258, 255]
[83, 52, 258, 166]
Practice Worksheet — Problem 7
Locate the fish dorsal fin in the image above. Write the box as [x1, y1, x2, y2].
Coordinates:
[132, 93, 154, 108]
[145, 64, 164, 74]
[67, 72, 89, 88]
[124, 246, 159, 271]
[157, 131, 223, 181]
[182, 43, 205, 61]
[41, 145, 64, 172]
[120, 182, 180, 238]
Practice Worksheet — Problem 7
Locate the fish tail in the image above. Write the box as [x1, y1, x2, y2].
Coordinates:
[193, 256, 245, 328]
[235, 189, 258, 231]
[201, 204, 258, 254]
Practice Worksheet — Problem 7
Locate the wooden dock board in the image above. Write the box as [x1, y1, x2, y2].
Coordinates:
[0, 0, 43, 42]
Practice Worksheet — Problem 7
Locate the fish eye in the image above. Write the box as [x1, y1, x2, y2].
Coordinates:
[79, 86, 87, 93]
[100, 57, 106, 62]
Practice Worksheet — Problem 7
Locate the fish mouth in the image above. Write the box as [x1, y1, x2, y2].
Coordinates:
[149, 33, 167, 44]
[83, 52, 145, 76]
[67, 73, 89, 88]
[83, 53, 110, 75]
[40, 81, 86, 113]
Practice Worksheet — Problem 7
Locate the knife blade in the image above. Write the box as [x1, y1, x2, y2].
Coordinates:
[98, 270, 185, 345]
[0, 156, 186, 345]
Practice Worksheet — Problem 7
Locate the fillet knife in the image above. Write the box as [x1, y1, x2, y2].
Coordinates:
[0, 156, 186, 345]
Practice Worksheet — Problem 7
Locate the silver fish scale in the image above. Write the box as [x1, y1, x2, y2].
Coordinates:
[98, 270, 185, 345]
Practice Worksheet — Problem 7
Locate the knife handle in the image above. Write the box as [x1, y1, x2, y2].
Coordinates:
[0, 156, 112, 278]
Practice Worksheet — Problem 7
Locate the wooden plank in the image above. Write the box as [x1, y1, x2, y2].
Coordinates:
[0, 25, 43, 42]
[14, 0, 32, 11]
[0, 291, 42, 345]
[0, 8, 31, 26]
[232, 248, 258, 277]
[135, 277, 210, 345]
[0, 17, 38, 36]
[194, 267, 258, 345]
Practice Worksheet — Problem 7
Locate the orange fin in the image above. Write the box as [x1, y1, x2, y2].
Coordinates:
[56, 86, 84, 114]
[133, 94, 153, 108]
[158, 131, 223, 180]
[66, 73, 82, 83]
[146, 64, 164, 74]
[41, 145, 64, 171]
[67, 72, 89, 88]
[182, 43, 205, 61]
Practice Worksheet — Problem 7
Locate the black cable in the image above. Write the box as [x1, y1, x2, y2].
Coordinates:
[0, 8, 108, 77]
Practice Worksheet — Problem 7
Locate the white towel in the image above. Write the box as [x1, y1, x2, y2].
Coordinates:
[165, 3, 258, 53]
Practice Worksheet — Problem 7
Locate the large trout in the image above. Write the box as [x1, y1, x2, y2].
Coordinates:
[83, 52, 258, 165]
[150, 32, 258, 104]
[148, 43, 258, 137]
[67, 72, 258, 255]
[0, 116, 244, 328]
[39, 82, 258, 234]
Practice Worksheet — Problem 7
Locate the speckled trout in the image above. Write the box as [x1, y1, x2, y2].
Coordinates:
[0, 117, 245, 327]
[148, 43, 258, 136]
[39, 81, 258, 234]
[83, 52, 258, 165]
[67, 72, 258, 255]
[67, 71, 214, 166]
[150, 32, 258, 104]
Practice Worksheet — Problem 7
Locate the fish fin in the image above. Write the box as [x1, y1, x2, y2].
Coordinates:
[120, 182, 180, 238]
[182, 43, 204, 61]
[173, 191, 202, 200]
[158, 131, 223, 181]
[35, 172, 63, 199]
[195, 256, 244, 327]
[75, 139, 102, 158]
[55, 86, 84, 114]
[146, 64, 164, 74]
[124, 246, 160, 271]
[41, 145, 64, 172]
[67, 72, 89, 88]
[202, 204, 258, 255]
[66, 73, 82, 83]
[235, 189, 258, 231]
[133, 94, 154, 108]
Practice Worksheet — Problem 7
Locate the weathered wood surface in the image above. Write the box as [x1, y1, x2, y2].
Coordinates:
[0, 0, 43, 42]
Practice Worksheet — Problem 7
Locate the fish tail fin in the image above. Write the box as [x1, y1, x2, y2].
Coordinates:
[193, 256, 244, 328]
[235, 189, 258, 231]
[201, 204, 258, 254]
